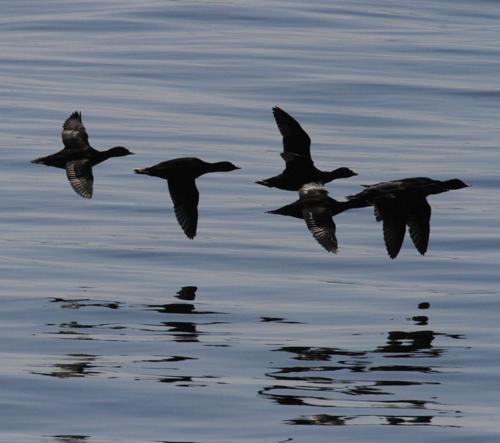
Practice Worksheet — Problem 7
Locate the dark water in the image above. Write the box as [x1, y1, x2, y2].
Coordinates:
[1, 1, 500, 442]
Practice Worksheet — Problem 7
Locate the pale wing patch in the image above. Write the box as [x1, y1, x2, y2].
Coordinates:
[61, 111, 90, 150]
[303, 208, 338, 253]
[66, 160, 93, 199]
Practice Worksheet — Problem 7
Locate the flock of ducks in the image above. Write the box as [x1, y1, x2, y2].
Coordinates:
[32, 108, 468, 258]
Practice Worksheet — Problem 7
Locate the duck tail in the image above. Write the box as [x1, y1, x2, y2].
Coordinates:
[31, 156, 47, 165]
[255, 179, 272, 187]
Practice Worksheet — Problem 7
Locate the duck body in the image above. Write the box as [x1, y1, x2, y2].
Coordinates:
[347, 177, 468, 258]
[257, 160, 356, 191]
[134, 157, 239, 239]
[31, 111, 133, 199]
[32, 145, 129, 169]
[256, 107, 356, 191]
[351, 177, 468, 201]
[268, 182, 364, 253]
[134, 157, 236, 180]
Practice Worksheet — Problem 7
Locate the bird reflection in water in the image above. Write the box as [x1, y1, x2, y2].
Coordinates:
[155, 440, 199, 443]
[143, 286, 226, 343]
[41, 288, 225, 386]
[51, 436, 89, 443]
[287, 414, 435, 426]
[161, 321, 200, 342]
[176, 286, 198, 301]
[260, 317, 302, 324]
[50, 298, 121, 310]
[260, 303, 464, 427]
[47, 298, 125, 341]
[33, 354, 99, 378]
[144, 286, 217, 315]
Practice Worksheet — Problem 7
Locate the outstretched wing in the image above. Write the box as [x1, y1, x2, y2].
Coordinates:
[273, 107, 312, 161]
[375, 198, 407, 259]
[62, 111, 90, 150]
[167, 178, 199, 239]
[65, 159, 93, 199]
[407, 197, 431, 255]
[302, 206, 338, 253]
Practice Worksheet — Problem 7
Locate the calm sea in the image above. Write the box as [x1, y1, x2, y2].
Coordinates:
[1, 1, 500, 442]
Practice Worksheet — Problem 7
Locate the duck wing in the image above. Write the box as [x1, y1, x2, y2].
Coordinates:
[375, 198, 407, 259]
[62, 111, 91, 150]
[302, 206, 338, 253]
[407, 197, 431, 255]
[167, 178, 199, 239]
[66, 159, 94, 199]
[273, 107, 312, 162]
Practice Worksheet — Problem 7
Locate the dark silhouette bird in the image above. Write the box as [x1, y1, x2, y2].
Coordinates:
[268, 182, 364, 253]
[347, 177, 468, 258]
[256, 107, 356, 190]
[31, 111, 133, 198]
[134, 157, 240, 239]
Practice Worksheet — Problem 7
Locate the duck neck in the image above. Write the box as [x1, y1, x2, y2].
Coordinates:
[93, 148, 119, 165]
[321, 169, 342, 181]
[92, 148, 113, 165]
[194, 161, 232, 177]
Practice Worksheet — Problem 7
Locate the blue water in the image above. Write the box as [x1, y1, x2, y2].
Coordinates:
[1, 1, 500, 442]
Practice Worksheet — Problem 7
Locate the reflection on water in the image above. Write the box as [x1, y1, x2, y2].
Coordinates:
[34, 354, 98, 378]
[287, 414, 438, 426]
[412, 316, 428, 326]
[46, 298, 125, 341]
[39, 286, 226, 386]
[175, 286, 198, 301]
[39, 289, 468, 431]
[260, 317, 302, 324]
[261, 304, 465, 427]
[161, 321, 200, 342]
[136, 356, 196, 364]
[375, 330, 462, 358]
[145, 303, 220, 315]
[51, 436, 89, 443]
[51, 298, 121, 310]
[155, 441, 199, 443]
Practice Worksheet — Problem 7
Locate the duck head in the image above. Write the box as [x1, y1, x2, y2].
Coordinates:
[108, 146, 134, 157]
[213, 161, 240, 172]
[330, 167, 357, 179]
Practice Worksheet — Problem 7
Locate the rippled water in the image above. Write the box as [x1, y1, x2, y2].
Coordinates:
[1, 1, 500, 442]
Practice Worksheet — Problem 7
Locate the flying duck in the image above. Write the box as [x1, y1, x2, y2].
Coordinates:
[134, 157, 240, 239]
[256, 107, 356, 191]
[347, 177, 469, 258]
[31, 111, 133, 198]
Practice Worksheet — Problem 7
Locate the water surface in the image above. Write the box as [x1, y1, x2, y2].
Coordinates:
[1, 1, 500, 442]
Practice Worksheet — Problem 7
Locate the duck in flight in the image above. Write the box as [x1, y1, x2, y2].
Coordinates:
[347, 177, 468, 258]
[31, 111, 133, 198]
[256, 107, 356, 191]
[134, 157, 240, 239]
[268, 182, 364, 253]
